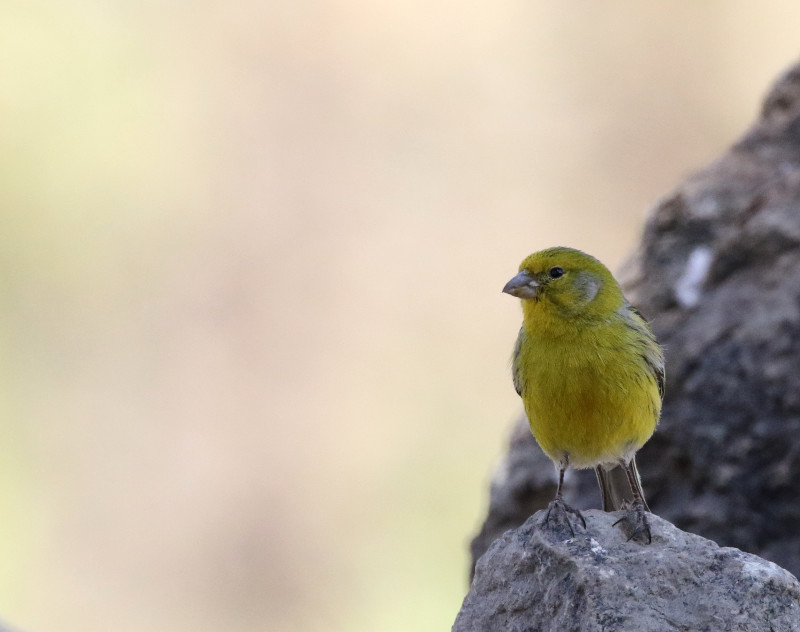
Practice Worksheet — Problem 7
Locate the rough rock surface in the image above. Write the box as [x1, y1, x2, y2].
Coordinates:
[456, 510, 800, 632]
[470, 60, 800, 577]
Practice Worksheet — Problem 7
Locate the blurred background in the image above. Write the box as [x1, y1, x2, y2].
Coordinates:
[0, 2, 799, 631]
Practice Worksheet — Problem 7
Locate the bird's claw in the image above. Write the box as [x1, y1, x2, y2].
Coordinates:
[544, 497, 586, 536]
[613, 503, 651, 544]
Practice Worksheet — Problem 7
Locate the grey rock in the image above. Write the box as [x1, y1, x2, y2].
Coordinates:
[455, 511, 800, 632]
[470, 59, 800, 578]
[469, 419, 558, 580]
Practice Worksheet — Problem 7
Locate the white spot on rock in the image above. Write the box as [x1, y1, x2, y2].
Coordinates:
[740, 557, 793, 583]
[589, 538, 606, 555]
[491, 457, 510, 489]
[675, 246, 713, 308]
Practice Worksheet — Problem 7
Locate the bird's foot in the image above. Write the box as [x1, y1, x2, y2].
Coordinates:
[613, 501, 651, 544]
[543, 497, 586, 536]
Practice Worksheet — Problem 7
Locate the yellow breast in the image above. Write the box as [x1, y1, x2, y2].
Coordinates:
[517, 321, 661, 469]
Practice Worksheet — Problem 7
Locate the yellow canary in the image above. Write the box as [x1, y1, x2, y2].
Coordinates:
[503, 247, 664, 541]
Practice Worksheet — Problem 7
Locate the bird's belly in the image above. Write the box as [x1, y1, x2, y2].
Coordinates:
[523, 359, 658, 469]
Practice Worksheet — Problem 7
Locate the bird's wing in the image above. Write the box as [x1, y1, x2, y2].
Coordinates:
[623, 304, 665, 400]
[511, 327, 526, 396]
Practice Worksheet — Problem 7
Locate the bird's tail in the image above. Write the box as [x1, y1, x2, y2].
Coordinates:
[595, 458, 650, 512]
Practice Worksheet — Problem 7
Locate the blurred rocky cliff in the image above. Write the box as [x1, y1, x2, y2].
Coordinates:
[470, 60, 800, 579]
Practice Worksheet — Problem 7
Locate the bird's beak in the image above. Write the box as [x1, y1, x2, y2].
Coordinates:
[502, 271, 540, 299]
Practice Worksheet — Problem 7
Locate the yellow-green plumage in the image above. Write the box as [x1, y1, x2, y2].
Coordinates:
[503, 247, 664, 538]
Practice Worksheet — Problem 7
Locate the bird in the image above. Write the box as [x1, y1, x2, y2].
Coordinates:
[502, 246, 664, 541]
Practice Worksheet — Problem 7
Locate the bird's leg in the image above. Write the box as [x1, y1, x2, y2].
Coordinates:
[544, 461, 586, 535]
[614, 459, 652, 543]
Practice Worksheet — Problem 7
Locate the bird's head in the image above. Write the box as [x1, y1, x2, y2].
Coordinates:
[502, 247, 624, 321]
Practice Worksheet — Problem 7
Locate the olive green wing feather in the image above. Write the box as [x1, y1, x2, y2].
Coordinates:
[511, 327, 526, 396]
[624, 303, 665, 400]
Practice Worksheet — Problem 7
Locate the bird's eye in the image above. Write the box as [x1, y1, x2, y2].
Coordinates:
[549, 266, 565, 278]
